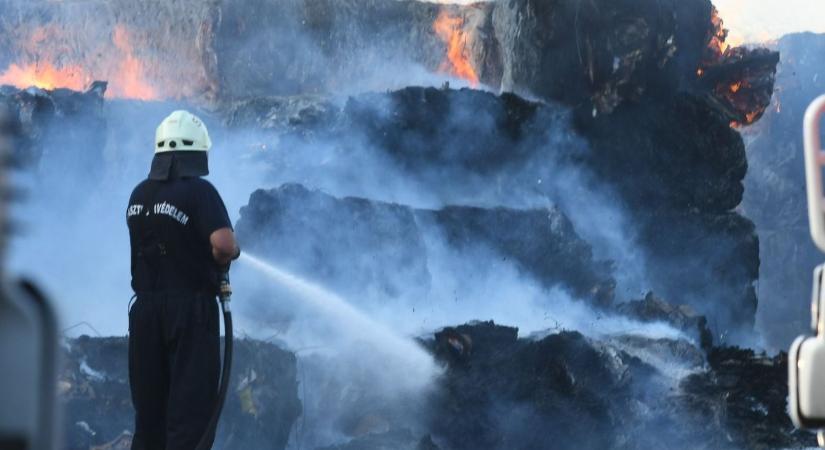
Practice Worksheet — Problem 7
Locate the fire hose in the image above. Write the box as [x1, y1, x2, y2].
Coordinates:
[195, 269, 234, 450]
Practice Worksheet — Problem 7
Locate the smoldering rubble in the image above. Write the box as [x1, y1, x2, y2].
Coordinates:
[61, 337, 300, 450]
[60, 316, 808, 449]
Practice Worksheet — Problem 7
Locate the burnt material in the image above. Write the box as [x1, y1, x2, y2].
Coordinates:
[0, 83, 106, 169]
[493, 0, 710, 112]
[425, 321, 812, 450]
[343, 88, 547, 174]
[236, 183, 614, 304]
[617, 292, 713, 349]
[236, 183, 433, 302]
[429, 204, 615, 304]
[699, 48, 780, 125]
[681, 347, 812, 449]
[59, 324, 809, 450]
[577, 92, 760, 338]
[0, 0, 777, 114]
[235, 86, 763, 338]
[61, 336, 301, 450]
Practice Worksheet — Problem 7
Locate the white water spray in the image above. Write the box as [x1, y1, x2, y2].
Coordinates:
[238, 253, 439, 383]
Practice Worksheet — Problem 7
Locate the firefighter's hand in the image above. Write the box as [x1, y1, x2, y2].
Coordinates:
[210, 227, 239, 266]
[217, 247, 240, 273]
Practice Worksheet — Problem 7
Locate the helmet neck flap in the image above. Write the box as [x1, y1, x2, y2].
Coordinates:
[148, 151, 209, 181]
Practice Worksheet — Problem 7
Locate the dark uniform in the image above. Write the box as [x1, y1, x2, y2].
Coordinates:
[127, 176, 232, 450]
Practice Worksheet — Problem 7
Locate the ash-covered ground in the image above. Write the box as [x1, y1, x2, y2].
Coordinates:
[0, 0, 819, 448]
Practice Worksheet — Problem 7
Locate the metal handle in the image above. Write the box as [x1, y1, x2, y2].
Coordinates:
[804, 95, 825, 252]
[218, 272, 232, 313]
[813, 265, 825, 334]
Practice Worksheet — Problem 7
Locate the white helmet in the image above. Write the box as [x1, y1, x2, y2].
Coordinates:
[155, 110, 212, 153]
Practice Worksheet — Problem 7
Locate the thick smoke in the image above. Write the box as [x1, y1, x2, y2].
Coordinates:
[218, 91, 683, 447]
[1, 6, 709, 448]
[7, 89, 688, 448]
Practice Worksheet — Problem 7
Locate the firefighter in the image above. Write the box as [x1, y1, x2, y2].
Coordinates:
[126, 110, 239, 449]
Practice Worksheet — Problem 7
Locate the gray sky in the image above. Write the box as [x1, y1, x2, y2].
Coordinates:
[714, 0, 825, 43]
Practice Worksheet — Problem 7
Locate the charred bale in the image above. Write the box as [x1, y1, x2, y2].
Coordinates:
[699, 47, 780, 125]
[0, 83, 106, 171]
[234, 85, 764, 338]
[633, 210, 759, 338]
[576, 93, 759, 339]
[235, 183, 614, 305]
[222, 95, 339, 132]
[576, 93, 747, 213]
[427, 204, 614, 304]
[235, 183, 433, 302]
[343, 87, 548, 174]
[491, 0, 777, 118]
[493, 0, 701, 112]
[696, 7, 779, 125]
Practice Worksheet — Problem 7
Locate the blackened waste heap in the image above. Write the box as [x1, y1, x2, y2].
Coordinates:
[0, 0, 814, 448]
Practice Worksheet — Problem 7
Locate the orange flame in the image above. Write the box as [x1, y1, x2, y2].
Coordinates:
[0, 61, 90, 91]
[0, 25, 159, 100]
[731, 111, 760, 128]
[109, 26, 158, 100]
[433, 10, 479, 87]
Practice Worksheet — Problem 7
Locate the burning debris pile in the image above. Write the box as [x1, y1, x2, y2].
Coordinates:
[0, 0, 776, 115]
[0, 0, 452, 100]
[423, 321, 812, 450]
[0, 3, 213, 100]
[0, 0, 802, 448]
[697, 7, 780, 126]
[61, 336, 301, 450]
[489, 0, 777, 120]
[230, 84, 764, 340]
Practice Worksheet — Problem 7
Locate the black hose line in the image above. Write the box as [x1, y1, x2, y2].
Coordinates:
[195, 295, 234, 450]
